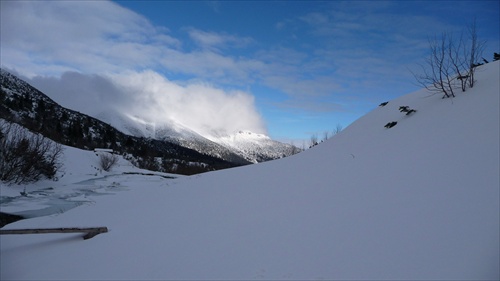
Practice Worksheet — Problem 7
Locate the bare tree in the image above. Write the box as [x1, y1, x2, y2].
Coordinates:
[448, 32, 469, 92]
[412, 33, 456, 98]
[466, 19, 486, 89]
[1, 120, 63, 185]
[99, 152, 119, 172]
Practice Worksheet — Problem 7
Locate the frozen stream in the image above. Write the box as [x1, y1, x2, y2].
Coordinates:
[0, 173, 175, 224]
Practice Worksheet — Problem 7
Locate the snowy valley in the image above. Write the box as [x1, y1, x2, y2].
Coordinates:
[0, 69, 297, 174]
[0, 61, 499, 280]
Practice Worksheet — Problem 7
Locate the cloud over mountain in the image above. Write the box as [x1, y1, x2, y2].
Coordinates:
[27, 71, 267, 137]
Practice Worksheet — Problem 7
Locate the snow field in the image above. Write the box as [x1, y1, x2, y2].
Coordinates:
[1, 61, 499, 280]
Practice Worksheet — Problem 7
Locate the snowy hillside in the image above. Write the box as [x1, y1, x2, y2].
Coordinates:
[1, 61, 498, 280]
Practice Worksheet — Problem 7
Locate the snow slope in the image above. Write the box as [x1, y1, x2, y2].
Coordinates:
[1, 61, 499, 280]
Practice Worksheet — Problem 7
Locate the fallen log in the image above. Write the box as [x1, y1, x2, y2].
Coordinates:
[0, 227, 108, 240]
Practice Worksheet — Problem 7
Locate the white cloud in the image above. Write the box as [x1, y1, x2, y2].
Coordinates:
[26, 71, 267, 137]
[1, 1, 266, 135]
[299, 12, 329, 26]
[0, 1, 180, 77]
[110, 71, 266, 136]
[0, 1, 264, 90]
[187, 28, 254, 50]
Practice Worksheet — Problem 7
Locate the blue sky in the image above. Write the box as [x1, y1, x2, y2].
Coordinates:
[1, 1, 499, 143]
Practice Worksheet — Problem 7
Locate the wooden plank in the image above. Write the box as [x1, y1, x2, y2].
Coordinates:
[0, 227, 108, 240]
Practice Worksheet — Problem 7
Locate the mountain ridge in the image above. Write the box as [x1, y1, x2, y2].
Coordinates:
[0, 68, 249, 174]
[3, 68, 298, 163]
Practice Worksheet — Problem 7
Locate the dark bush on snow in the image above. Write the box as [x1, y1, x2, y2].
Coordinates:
[99, 152, 119, 172]
[0, 121, 62, 185]
[384, 121, 398, 129]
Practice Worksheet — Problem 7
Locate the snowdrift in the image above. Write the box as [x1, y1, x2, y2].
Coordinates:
[1, 62, 499, 280]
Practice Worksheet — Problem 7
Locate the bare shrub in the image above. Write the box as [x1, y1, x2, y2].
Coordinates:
[333, 123, 343, 135]
[411, 20, 485, 98]
[309, 134, 318, 148]
[99, 152, 119, 172]
[0, 120, 63, 185]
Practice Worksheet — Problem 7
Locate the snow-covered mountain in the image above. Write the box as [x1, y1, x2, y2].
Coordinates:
[0, 69, 247, 174]
[1, 61, 499, 280]
[94, 108, 297, 163]
[206, 129, 299, 162]
[1, 68, 298, 164]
